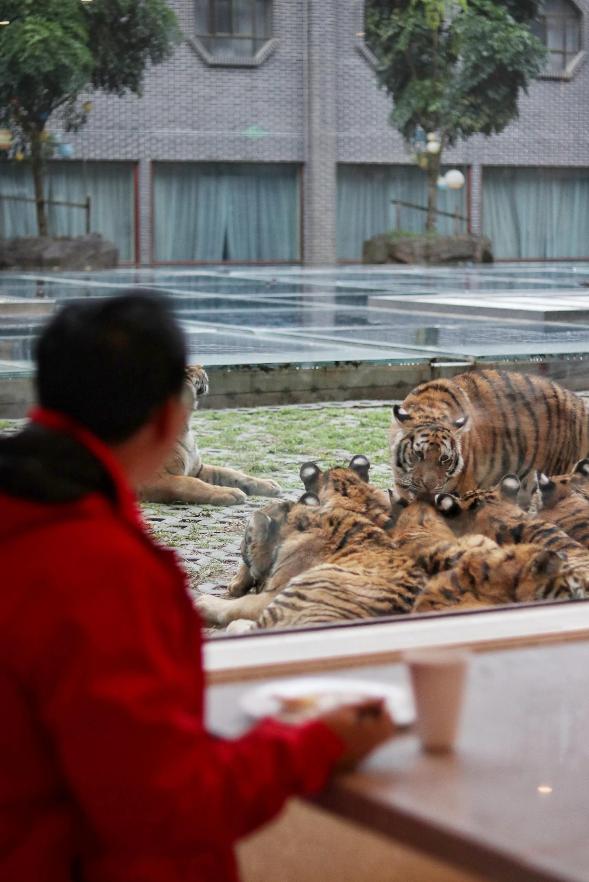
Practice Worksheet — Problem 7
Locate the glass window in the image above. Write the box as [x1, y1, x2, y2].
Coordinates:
[482, 166, 589, 259]
[337, 165, 468, 261]
[0, 161, 136, 262]
[532, 0, 582, 73]
[195, 0, 272, 59]
[153, 162, 300, 262]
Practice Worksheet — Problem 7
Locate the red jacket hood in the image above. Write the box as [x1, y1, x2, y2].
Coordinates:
[0, 407, 143, 543]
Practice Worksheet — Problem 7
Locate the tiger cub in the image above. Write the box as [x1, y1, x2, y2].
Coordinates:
[536, 459, 589, 547]
[434, 476, 589, 599]
[538, 458, 589, 505]
[415, 544, 574, 613]
[140, 365, 281, 506]
[390, 369, 589, 501]
[255, 510, 427, 629]
[299, 456, 396, 530]
[201, 501, 427, 630]
[197, 493, 325, 627]
[391, 497, 498, 573]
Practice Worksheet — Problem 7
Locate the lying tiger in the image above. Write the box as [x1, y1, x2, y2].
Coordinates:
[139, 365, 281, 506]
[197, 484, 428, 631]
[198, 458, 585, 631]
[434, 475, 589, 600]
[390, 369, 589, 503]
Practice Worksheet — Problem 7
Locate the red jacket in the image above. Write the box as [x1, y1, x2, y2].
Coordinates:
[0, 409, 343, 882]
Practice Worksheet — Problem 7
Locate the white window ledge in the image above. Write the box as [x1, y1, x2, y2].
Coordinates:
[188, 36, 279, 68]
[205, 601, 589, 682]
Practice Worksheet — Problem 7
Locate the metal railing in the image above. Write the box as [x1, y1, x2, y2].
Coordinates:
[391, 198, 468, 235]
[0, 193, 91, 234]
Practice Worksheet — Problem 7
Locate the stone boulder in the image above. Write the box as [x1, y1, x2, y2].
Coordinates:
[0, 234, 119, 271]
[363, 233, 493, 265]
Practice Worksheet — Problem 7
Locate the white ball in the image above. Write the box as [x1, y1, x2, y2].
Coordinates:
[445, 169, 465, 190]
[426, 140, 441, 154]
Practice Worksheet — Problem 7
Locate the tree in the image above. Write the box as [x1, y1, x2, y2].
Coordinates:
[365, 0, 547, 232]
[0, 0, 179, 236]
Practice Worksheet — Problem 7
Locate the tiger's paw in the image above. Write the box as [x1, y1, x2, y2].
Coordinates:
[195, 593, 229, 626]
[226, 619, 257, 635]
[209, 487, 248, 506]
[243, 478, 282, 498]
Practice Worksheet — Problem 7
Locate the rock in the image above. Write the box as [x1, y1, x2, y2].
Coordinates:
[362, 233, 493, 265]
[0, 234, 119, 271]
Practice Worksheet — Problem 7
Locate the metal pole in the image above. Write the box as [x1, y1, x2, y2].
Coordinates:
[85, 195, 91, 234]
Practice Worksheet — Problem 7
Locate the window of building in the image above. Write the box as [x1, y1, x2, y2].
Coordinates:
[482, 166, 589, 259]
[153, 162, 300, 263]
[532, 0, 582, 75]
[0, 161, 137, 263]
[337, 165, 468, 261]
[194, 0, 272, 61]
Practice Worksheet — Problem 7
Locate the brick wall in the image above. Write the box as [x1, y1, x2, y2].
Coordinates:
[54, 0, 589, 263]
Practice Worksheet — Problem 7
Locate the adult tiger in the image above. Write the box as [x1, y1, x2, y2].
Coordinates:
[390, 369, 589, 501]
[139, 365, 281, 506]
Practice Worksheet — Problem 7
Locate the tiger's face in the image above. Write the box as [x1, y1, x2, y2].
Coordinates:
[182, 364, 209, 412]
[299, 456, 393, 522]
[392, 422, 465, 498]
[240, 494, 320, 589]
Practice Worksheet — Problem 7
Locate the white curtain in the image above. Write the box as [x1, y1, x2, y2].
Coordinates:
[153, 162, 300, 262]
[0, 161, 135, 261]
[337, 164, 467, 260]
[482, 167, 589, 259]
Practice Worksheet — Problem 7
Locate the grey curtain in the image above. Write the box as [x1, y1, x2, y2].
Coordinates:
[0, 161, 135, 261]
[153, 162, 300, 262]
[483, 166, 589, 259]
[337, 164, 467, 260]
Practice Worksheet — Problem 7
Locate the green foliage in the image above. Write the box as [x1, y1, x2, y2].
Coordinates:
[366, 0, 547, 149]
[0, 0, 180, 233]
[0, 1, 93, 127]
[85, 0, 180, 96]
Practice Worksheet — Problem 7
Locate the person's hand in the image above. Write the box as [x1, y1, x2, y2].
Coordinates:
[318, 699, 396, 771]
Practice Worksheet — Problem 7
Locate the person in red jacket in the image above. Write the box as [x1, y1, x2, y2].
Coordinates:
[0, 293, 395, 882]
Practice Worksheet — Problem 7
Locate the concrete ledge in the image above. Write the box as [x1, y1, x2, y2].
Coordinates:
[3, 356, 589, 417]
[0, 298, 55, 318]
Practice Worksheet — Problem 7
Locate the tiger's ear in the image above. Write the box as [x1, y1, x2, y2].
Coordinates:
[435, 492, 461, 517]
[537, 472, 555, 499]
[393, 404, 411, 425]
[500, 474, 520, 499]
[388, 488, 408, 510]
[349, 454, 370, 482]
[298, 492, 320, 507]
[574, 458, 589, 477]
[299, 461, 322, 492]
[453, 414, 468, 431]
[248, 510, 274, 540]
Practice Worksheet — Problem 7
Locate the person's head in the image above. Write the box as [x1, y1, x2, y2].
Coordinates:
[35, 292, 188, 465]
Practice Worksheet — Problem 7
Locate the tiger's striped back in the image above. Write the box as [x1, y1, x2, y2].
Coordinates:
[415, 544, 585, 613]
[390, 370, 589, 499]
[255, 504, 427, 629]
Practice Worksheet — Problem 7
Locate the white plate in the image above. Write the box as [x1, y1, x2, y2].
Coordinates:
[240, 676, 415, 727]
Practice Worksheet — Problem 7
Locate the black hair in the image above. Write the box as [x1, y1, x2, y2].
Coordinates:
[35, 291, 187, 443]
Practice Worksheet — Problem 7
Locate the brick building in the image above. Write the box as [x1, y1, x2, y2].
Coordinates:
[1, 0, 588, 265]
